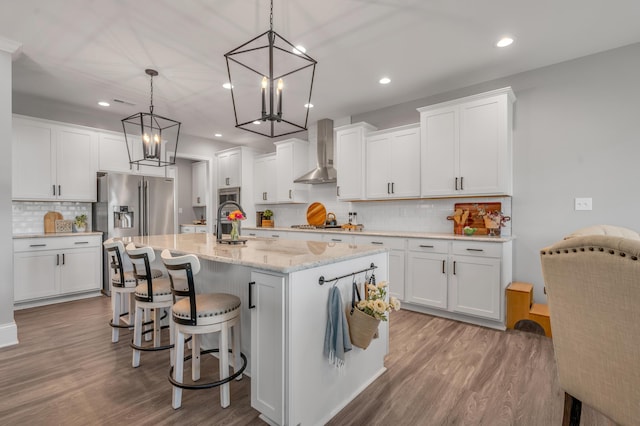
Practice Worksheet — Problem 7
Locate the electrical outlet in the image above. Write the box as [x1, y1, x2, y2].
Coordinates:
[178, 207, 183, 214]
[574, 197, 593, 211]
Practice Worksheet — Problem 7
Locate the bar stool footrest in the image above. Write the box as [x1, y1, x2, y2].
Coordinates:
[168, 349, 247, 390]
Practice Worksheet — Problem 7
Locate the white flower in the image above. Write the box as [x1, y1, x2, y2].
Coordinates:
[390, 296, 401, 311]
[376, 281, 388, 289]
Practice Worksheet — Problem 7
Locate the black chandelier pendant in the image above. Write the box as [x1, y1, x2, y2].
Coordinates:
[121, 69, 181, 168]
[224, 0, 317, 138]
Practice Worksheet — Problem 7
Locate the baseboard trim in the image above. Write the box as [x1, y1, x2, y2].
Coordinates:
[0, 321, 18, 348]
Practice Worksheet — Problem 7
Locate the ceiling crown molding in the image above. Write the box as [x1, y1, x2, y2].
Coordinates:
[0, 36, 22, 59]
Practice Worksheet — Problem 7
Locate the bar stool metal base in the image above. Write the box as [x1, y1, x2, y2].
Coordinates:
[168, 348, 247, 390]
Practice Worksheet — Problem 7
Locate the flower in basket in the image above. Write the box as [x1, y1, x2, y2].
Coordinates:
[356, 281, 401, 321]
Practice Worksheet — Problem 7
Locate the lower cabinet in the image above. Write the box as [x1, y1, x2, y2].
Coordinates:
[407, 238, 507, 324]
[353, 235, 406, 301]
[250, 271, 285, 425]
[13, 235, 102, 304]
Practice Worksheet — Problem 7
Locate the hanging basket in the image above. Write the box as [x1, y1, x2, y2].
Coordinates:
[347, 307, 380, 349]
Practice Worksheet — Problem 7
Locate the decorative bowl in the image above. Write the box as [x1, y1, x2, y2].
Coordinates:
[463, 226, 477, 236]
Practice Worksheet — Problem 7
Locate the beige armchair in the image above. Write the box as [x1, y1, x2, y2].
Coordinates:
[540, 225, 640, 426]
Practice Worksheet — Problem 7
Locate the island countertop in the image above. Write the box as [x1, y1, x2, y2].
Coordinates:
[126, 233, 387, 274]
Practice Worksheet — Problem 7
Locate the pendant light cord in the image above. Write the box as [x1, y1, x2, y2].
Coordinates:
[149, 73, 154, 114]
[270, 0, 273, 31]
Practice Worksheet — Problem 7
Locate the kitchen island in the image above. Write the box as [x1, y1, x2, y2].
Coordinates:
[127, 233, 389, 426]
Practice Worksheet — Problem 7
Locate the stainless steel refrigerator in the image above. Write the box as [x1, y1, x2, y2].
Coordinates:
[93, 172, 175, 294]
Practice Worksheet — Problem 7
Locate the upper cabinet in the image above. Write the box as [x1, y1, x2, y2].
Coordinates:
[365, 124, 421, 199]
[217, 148, 242, 188]
[418, 87, 515, 198]
[254, 153, 277, 204]
[335, 122, 377, 200]
[12, 116, 99, 201]
[98, 132, 165, 177]
[274, 138, 309, 203]
[192, 161, 207, 207]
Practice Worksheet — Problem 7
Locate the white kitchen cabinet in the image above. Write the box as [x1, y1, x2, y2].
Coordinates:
[217, 148, 241, 188]
[192, 161, 207, 207]
[12, 116, 99, 201]
[365, 124, 420, 199]
[275, 138, 309, 203]
[13, 235, 102, 305]
[335, 122, 377, 200]
[418, 87, 515, 197]
[98, 132, 166, 177]
[250, 271, 285, 425]
[253, 153, 277, 204]
[353, 235, 406, 301]
[450, 254, 501, 320]
[406, 239, 449, 308]
[180, 225, 195, 234]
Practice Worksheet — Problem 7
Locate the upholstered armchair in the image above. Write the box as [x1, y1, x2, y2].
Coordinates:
[540, 225, 640, 426]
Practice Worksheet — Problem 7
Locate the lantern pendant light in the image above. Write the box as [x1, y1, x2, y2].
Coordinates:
[121, 69, 181, 167]
[224, 0, 317, 138]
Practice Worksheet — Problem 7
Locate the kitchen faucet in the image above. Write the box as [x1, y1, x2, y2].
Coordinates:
[216, 201, 245, 241]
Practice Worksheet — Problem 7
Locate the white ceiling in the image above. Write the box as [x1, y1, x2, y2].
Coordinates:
[2, 0, 640, 148]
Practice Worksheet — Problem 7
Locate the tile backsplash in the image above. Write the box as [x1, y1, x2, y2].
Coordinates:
[13, 201, 92, 235]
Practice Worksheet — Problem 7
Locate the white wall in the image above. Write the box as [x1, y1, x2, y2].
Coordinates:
[350, 42, 640, 302]
[0, 37, 21, 347]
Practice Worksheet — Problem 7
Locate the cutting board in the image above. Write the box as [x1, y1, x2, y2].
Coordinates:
[451, 202, 501, 235]
[306, 202, 327, 226]
[44, 211, 63, 233]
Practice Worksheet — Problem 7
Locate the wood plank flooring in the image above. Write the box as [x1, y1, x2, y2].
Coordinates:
[0, 296, 616, 425]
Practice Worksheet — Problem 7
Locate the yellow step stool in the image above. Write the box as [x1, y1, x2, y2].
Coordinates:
[506, 282, 552, 338]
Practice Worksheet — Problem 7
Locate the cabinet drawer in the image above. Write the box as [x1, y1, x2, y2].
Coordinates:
[14, 235, 101, 252]
[353, 235, 406, 250]
[452, 241, 502, 258]
[407, 239, 449, 253]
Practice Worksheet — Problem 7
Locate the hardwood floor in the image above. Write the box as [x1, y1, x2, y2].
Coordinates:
[0, 296, 615, 425]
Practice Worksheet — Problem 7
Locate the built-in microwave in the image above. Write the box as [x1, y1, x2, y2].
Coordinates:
[218, 187, 241, 235]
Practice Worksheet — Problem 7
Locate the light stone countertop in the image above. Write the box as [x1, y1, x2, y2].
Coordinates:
[243, 226, 514, 243]
[125, 233, 387, 274]
[13, 231, 103, 239]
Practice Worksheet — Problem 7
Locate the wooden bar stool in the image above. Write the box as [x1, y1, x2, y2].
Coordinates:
[103, 238, 162, 343]
[161, 249, 246, 409]
[126, 243, 177, 368]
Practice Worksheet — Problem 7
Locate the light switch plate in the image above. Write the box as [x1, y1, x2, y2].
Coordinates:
[575, 197, 593, 211]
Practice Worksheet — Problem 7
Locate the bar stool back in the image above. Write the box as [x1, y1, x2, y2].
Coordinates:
[126, 243, 175, 367]
[161, 249, 246, 409]
[103, 238, 162, 343]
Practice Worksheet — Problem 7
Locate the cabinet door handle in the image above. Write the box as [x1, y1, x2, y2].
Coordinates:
[387, 182, 390, 194]
[248, 281, 256, 309]
[74, 241, 89, 245]
[455, 177, 458, 191]
[272, 235, 280, 238]
[289, 189, 292, 199]
[58, 185, 61, 196]
[453, 261, 456, 275]
[466, 248, 484, 252]
[331, 238, 342, 242]
[197, 196, 200, 204]
[419, 244, 434, 248]
[371, 241, 384, 245]
[391, 182, 395, 194]
[56, 254, 59, 266]
[248, 233, 256, 236]
[30, 244, 46, 247]
[225, 177, 230, 186]
[442, 260, 446, 274]
[460, 176, 464, 190]
[62, 253, 65, 265]
[337, 186, 340, 197]
[53, 185, 56, 196]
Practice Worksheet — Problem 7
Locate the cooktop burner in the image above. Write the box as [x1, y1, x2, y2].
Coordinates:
[291, 224, 343, 229]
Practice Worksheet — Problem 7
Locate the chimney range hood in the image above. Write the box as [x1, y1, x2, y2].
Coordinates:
[294, 118, 337, 184]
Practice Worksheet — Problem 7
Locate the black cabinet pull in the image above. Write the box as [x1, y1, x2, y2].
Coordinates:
[58, 185, 61, 196]
[442, 260, 445, 274]
[466, 248, 484, 252]
[337, 186, 340, 197]
[419, 244, 434, 248]
[331, 238, 342, 242]
[460, 177, 464, 190]
[74, 241, 89, 245]
[248, 281, 256, 309]
[62, 253, 65, 265]
[53, 185, 56, 196]
[387, 182, 390, 194]
[371, 241, 383, 245]
[30, 244, 46, 247]
[455, 177, 458, 190]
[453, 261, 456, 275]
[272, 235, 280, 238]
[391, 182, 395, 194]
[248, 233, 256, 237]
[56, 254, 59, 266]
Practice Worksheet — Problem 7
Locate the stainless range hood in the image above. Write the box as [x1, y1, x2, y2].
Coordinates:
[294, 118, 337, 184]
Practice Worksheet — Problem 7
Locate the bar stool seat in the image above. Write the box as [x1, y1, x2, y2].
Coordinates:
[161, 249, 246, 410]
[104, 238, 162, 343]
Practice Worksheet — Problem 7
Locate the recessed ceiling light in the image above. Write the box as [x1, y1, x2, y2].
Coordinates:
[379, 77, 391, 85]
[304, 103, 314, 108]
[98, 101, 110, 107]
[223, 82, 233, 89]
[253, 120, 261, 125]
[214, 133, 222, 137]
[293, 45, 306, 55]
[496, 37, 514, 48]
